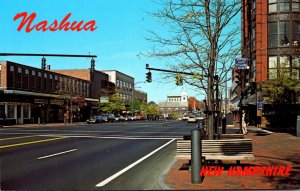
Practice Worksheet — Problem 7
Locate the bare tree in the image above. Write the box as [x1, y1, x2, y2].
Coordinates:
[144, 0, 241, 139]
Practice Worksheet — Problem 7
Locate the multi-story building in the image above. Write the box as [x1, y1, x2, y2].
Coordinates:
[101, 70, 135, 101]
[0, 61, 96, 125]
[235, 0, 300, 126]
[133, 89, 147, 103]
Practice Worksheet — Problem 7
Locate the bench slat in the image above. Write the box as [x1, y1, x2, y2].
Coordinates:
[176, 139, 254, 161]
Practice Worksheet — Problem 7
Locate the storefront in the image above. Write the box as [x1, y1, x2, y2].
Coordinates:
[0, 102, 31, 125]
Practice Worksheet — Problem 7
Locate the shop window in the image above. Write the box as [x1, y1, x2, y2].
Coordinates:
[268, 56, 278, 79]
[268, 22, 278, 47]
[23, 105, 30, 119]
[0, 105, 5, 119]
[7, 105, 15, 119]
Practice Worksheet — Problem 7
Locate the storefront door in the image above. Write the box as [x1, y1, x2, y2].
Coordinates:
[17, 105, 23, 124]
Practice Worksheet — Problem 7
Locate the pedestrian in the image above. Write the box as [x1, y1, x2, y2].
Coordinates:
[242, 110, 247, 135]
[257, 115, 262, 128]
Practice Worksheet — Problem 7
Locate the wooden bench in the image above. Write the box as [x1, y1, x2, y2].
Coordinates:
[176, 139, 254, 164]
[221, 134, 245, 139]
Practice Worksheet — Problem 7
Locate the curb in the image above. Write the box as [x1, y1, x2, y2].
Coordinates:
[157, 159, 176, 190]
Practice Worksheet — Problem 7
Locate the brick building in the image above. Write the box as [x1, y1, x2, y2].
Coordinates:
[233, 0, 300, 127]
[53, 69, 115, 114]
[0, 61, 96, 125]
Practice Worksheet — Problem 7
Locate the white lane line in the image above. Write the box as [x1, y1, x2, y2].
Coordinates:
[95, 139, 175, 187]
[35, 134, 182, 140]
[37, 149, 77, 160]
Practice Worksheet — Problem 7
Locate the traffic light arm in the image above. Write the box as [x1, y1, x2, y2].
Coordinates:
[146, 64, 208, 77]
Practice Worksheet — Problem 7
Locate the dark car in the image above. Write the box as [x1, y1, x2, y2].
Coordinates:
[107, 114, 116, 123]
[86, 115, 107, 124]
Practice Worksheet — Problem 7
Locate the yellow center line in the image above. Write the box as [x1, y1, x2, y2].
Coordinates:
[0, 135, 37, 141]
[0, 137, 66, 149]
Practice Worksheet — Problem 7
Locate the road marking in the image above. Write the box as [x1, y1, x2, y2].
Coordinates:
[95, 139, 175, 187]
[0, 135, 36, 141]
[37, 149, 77, 160]
[36, 134, 182, 140]
[0, 137, 65, 149]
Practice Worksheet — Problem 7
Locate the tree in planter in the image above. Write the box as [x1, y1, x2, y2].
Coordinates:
[143, 0, 241, 139]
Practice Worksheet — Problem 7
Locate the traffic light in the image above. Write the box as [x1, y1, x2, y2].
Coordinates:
[175, 74, 183, 86]
[146, 71, 152, 83]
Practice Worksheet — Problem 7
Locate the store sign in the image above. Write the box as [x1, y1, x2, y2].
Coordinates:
[34, 99, 48, 104]
[76, 96, 86, 106]
[100, 96, 109, 103]
[50, 99, 64, 105]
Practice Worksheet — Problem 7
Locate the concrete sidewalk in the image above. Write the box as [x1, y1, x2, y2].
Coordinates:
[162, 126, 300, 190]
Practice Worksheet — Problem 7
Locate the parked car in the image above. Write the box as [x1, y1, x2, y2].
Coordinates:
[106, 114, 116, 123]
[115, 115, 126, 122]
[187, 115, 197, 123]
[196, 115, 205, 121]
[182, 115, 189, 121]
[86, 115, 107, 124]
[127, 116, 135, 121]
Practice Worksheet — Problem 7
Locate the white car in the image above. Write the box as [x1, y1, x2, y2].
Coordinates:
[182, 115, 189, 121]
[187, 115, 197, 123]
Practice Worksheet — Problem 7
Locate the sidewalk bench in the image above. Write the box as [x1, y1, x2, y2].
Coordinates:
[221, 134, 244, 139]
[176, 139, 254, 164]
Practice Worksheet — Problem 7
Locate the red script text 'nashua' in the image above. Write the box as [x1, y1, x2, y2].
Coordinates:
[14, 12, 97, 32]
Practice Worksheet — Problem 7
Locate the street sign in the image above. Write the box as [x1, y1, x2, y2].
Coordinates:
[235, 58, 249, 70]
[257, 101, 263, 110]
[100, 96, 109, 103]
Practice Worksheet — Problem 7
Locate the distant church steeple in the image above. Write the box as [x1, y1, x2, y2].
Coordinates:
[181, 87, 187, 102]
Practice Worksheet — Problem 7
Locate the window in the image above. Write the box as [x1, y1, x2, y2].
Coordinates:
[279, 21, 290, 46]
[17, 68, 22, 88]
[292, 56, 300, 79]
[30, 70, 36, 90]
[292, 0, 300, 11]
[269, 0, 278, 13]
[279, 0, 290, 11]
[268, 56, 278, 79]
[23, 69, 29, 89]
[268, 22, 278, 48]
[116, 80, 120, 88]
[292, 22, 300, 46]
[43, 73, 48, 91]
[7, 105, 15, 119]
[10, 65, 14, 72]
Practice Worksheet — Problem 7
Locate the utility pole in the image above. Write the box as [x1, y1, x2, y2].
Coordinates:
[146, 64, 217, 140]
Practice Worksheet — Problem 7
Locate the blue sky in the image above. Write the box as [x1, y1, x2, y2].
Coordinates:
[0, 0, 208, 103]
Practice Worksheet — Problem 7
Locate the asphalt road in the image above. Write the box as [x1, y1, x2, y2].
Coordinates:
[0, 120, 195, 190]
